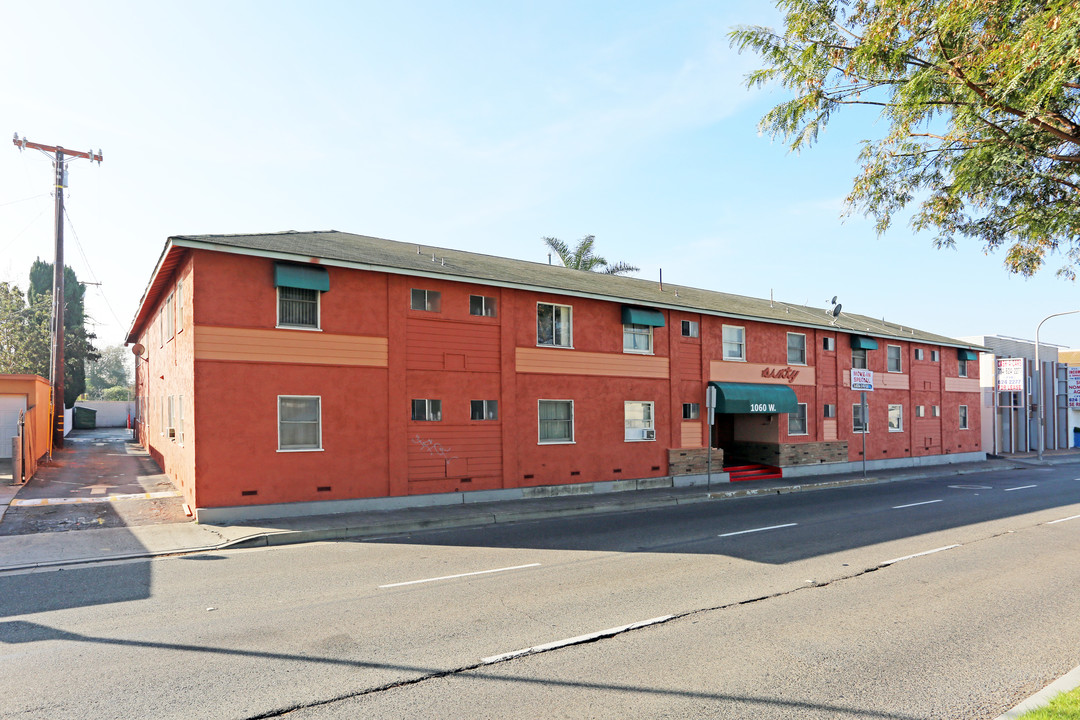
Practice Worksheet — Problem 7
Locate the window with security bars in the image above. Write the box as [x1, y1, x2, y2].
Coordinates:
[539, 400, 573, 443]
[279, 396, 321, 450]
[278, 287, 319, 328]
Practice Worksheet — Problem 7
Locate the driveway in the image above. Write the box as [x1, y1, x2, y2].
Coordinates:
[0, 428, 189, 535]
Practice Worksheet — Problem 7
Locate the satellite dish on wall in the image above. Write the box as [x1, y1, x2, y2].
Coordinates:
[131, 343, 145, 356]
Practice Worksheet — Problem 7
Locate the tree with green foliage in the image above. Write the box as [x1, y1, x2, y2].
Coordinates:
[542, 235, 639, 275]
[731, 0, 1080, 277]
[84, 344, 133, 401]
[0, 282, 51, 377]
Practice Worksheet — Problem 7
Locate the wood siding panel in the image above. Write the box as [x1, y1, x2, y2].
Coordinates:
[681, 421, 704, 448]
[406, 424, 503, 481]
[407, 319, 500, 372]
[678, 343, 702, 379]
[193, 325, 387, 366]
[945, 377, 981, 393]
[710, 361, 816, 386]
[823, 418, 838, 441]
[911, 365, 941, 392]
[516, 347, 669, 379]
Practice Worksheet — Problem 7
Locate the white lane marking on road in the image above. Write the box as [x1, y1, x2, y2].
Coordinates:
[718, 523, 798, 538]
[10, 491, 181, 507]
[378, 563, 541, 589]
[1048, 514, 1080, 525]
[1004, 484, 1037, 492]
[879, 544, 960, 567]
[949, 484, 991, 490]
[892, 499, 943, 509]
[481, 615, 674, 665]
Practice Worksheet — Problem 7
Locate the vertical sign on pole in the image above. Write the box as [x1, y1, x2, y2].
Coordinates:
[706, 384, 717, 490]
[851, 369, 874, 478]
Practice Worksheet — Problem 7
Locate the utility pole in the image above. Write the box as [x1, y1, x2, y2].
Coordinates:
[12, 134, 103, 450]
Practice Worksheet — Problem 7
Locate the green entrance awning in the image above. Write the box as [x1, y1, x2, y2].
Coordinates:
[850, 335, 879, 350]
[708, 381, 799, 414]
[275, 262, 330, 292]
[957, 349, 978, 361]
[621, 306, 665, 327]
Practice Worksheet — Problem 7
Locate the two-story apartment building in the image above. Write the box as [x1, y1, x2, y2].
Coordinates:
[126, 231, 984, 522]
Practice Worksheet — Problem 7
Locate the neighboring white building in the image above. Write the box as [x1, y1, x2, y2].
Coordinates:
[1061, 349, 1080, 449]
[960, 335, 1071, 454]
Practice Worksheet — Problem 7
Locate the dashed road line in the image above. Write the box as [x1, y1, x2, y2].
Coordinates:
[379, 563, 541, 589]
[892, 499, 943, 509]
[10, 491, 181, 507]
[718, 523, 797, 538]
[879, 544, 960, 567]
[1004, 485, 1037, 492]
[481, 615, 674, 664]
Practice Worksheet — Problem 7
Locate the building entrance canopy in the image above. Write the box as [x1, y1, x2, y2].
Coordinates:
[708, 381, 799, 414]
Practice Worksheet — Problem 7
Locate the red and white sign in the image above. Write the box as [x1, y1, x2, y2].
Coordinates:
[851, 368, 874, 391]
[1068, 366, 1080, 409]
[997, 358, 1025, 392]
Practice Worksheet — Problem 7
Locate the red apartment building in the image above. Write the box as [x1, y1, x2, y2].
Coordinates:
[127, 232, 984, 522]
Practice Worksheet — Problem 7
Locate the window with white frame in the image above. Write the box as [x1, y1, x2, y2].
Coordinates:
[787, 333, 807, 365]
[916, 405, 925, 417]
[887, 345, 902, 372]
[410, 288, 441, 312]
[959, 405, 969, 429]
[623, 324, 653, 353]
[167, 395, 175, 439]
[538, 400, 573, 443]
[681, 320, 699, 338]
[278, 396, 321, 451]
[788, 403, 808, 435]
[159, 308, 165, 347]
[932, 405, 940, 417]
[411, 399, 442, 421]
[853, 403, 868, 433]
[823, 337, 835, 351]
[823, 404, 836, 418]
[165, 292, 175, 339]
[888, 404, 903, 432]
[931, 350, 940, 362]
[852, 348, 868, 369]
[723, 325, 745, 360]
[914, 348, 924, 360]
[176, 396, 184, 443]
[470, 400, 498, 420]
[624, 401, 655, 441]
[176, 280, 184, 332]
[469, 295, 496, 317]
[537, 303, 572, 347]
[683, 402, 700, 420]
[958, 358, 969, 377]
[278, 287, 320, 328]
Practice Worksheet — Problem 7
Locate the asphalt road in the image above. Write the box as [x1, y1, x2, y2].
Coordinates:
[2, 462, 1079, 719]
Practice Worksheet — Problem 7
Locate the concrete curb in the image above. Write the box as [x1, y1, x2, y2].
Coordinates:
[995, 664, 1080, 719]
[0, 459, 1035, 572]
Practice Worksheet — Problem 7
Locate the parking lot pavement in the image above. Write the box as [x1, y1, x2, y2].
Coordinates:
[0, 428, 190, 536]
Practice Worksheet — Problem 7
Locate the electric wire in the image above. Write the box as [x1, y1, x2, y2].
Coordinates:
[0, 193, 49, 209]
[62, 206, 127, 331]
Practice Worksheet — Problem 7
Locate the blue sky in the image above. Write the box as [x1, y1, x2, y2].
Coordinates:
[2, 1, 1078, 349]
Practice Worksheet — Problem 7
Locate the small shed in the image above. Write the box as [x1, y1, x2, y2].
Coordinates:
[0, 374, 51, 482]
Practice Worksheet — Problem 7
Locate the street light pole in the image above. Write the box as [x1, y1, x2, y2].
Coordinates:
[1035, 310, 1080, 461]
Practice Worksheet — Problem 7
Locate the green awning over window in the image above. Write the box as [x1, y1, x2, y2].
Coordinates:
[958, 349, 978, 361]
[275, 263, 329, 292]
[621, 306, 665, 327]
[850, 335, 879, 350]
[708, 381, 799, 415]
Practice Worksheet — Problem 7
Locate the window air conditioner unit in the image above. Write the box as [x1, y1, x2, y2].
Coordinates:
[643, 429, 655, 440]
[167, 428, 176, 439]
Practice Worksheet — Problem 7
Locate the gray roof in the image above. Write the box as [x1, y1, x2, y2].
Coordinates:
[167, 230, 984, 351]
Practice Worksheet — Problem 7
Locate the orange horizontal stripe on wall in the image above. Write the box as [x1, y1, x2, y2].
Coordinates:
[194, 326, 388, 366]
[681, 421, 703, 448]
[710, 361, 816, 386]
[516, 347, 670, 379]
[944, 377, 980, 393]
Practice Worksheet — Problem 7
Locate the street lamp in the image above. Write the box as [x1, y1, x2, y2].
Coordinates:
[1035, 310, 1080, 460]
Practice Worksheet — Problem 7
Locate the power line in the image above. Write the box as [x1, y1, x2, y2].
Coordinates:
[62, 206, 126, 330]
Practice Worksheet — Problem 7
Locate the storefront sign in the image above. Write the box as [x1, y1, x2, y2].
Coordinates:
[760, 366, 800, 383]
[1068, 366, 1080, 409]
[997, 358, 1025, 392]
[851, 368, 874, 391]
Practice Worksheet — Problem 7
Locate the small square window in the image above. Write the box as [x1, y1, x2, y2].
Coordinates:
[279, 396, 321, 451]
[681, 320, 699, 338]
[932, 405, 940, 417]
[914, 348, 924, 360]
[624, 401, 655, 441]
[931, 350, 940, 362]
[411, 399, 442, 421]
[539, 400, 574, 443]
[852, 348, 867, 369]
[470, 295, 496, 317]
[278, 287, 320, 328]
[823, 404, 836, 418]
[916, 405, 925, 417]
[787, 333, 807, 365]
[411, 289, 441, 312]
[788, 403, 808, 435]
[823, 337, 835, 351]
[470, 400, 498, 420]
[623, 324, 653, 354]
[682, 403, 700, 420]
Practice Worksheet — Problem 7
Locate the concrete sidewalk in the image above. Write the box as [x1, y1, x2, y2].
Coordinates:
[5, 453, 1077, 573]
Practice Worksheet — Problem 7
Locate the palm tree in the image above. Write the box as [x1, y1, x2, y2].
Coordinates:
[541, 235, 639, 276]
